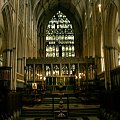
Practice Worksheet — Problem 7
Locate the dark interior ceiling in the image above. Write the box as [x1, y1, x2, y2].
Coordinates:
[32, 0, 86, 29]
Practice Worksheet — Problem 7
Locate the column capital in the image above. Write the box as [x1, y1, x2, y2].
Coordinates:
[104, 46, 116, 50]
[3, 49, 12, 52]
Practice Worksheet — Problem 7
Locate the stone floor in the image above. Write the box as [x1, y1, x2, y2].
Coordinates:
[19, 94, 100, 120]
[19, 116, 100, 120]
[19, 103, 100, 120]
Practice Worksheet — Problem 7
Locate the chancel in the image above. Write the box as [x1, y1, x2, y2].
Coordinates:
[0, 0, 120, 120]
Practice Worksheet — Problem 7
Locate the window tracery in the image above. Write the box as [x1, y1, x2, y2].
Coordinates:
[46, 11, 75, 57]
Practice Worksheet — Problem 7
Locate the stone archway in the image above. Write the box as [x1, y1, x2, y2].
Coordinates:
[35, 1, 83, 58]
[104, 2, 118, 90]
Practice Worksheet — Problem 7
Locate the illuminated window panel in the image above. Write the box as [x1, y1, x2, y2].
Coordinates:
[35, 65, 42, 81]
[70, 64, 76, 75]
[62, 52, 65, 57]
[45, 65, 51, 76]
[62, 64, 69, 75]
[53, 64, 60, 76]
[46, 11, 75, 57]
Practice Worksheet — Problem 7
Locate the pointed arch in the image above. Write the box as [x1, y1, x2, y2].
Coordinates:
[2, 5, 13, 49]
[45, 11, 75, 58]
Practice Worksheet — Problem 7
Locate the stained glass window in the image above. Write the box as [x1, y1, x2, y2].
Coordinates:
[46, 11, 75, 57]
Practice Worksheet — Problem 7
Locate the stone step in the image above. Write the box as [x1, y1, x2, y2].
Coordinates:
[42, 97, 82, 104]
[20, 106, 99, 118]
[20, 95, 100, 118]
[20, 109, 53, 117]
[69, 108, 99, 117]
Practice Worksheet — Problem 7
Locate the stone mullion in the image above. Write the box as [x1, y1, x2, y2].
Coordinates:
[43, 25, 46, 58]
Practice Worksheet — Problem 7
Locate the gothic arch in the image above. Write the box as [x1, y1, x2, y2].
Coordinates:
[37, 7, 83, 58]
[1, 5, 13, 66]
[0, 25, 5, 54]
[2, 5, 13, 50]
[104, 2, 118, 75]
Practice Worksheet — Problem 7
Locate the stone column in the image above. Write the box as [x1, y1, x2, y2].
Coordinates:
[17, 58, 21, 73]
[118, 0, 120, 30]
[6, 49, 11, 67]
[109, 47, 116, 69]
[91, 0, 96, 57]
[2, 49, 10, 66]
[12, 0, 19, 91]
[83, 29, 88, 57]
[2, 49, 7, 66]
[23, 0, 28, 62]
[104, 46, 111, 90]
[12, 47, 17, 90]
[96, 24, 102, 73]
[22, 57, 26, 74]
[101, 0, 111, 90]
[10, 49, 14, 90]
[28, 65, 30, 81]
[87, 21, 90, 57]
[114, 48, 119, 66]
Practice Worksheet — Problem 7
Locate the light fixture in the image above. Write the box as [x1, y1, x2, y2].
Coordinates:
[98, 4, 101, 13]
[43, 77, 46, 81]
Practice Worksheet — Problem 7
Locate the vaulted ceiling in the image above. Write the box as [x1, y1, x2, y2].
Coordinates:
[31, 0, 87, 29]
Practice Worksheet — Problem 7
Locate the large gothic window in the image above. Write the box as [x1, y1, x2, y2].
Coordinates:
[46, 11, 75, 57]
